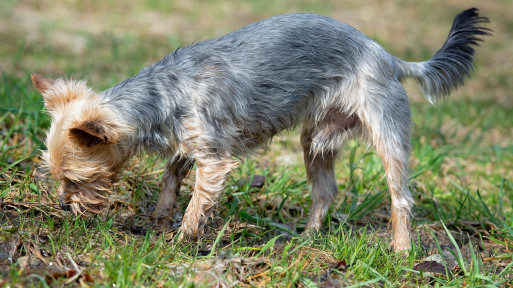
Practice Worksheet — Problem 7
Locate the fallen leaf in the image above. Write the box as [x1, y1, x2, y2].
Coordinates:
[332, 260, 347, 271]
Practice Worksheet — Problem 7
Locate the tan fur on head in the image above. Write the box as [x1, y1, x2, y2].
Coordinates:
[31, 73, 94, 111]
[58, 179, 110, 214]
[33, 73, 130, 215]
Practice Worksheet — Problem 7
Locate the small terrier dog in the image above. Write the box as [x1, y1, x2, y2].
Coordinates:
[32, 8, 489, 252]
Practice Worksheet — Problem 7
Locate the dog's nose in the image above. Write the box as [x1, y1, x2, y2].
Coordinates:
[59, 200, 71, 211]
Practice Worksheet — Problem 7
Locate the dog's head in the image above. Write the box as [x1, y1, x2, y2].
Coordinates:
[32, 73, 128, 214]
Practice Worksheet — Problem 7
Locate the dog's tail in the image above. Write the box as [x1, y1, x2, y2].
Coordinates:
[394, 8, 491, 103]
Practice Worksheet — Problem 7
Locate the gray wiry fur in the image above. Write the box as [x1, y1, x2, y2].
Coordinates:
[52, 9, 489, 251]
[101, 9, 489, 156]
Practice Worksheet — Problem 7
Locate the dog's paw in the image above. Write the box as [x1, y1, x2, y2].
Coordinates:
[299, 226, 321, 243]
[390, 239, 411, 254]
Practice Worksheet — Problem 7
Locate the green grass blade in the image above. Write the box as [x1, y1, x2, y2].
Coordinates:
[441, 221, 468, 275]
[208, 217, 232, 257]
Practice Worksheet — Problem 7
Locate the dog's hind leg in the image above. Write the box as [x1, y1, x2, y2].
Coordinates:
[302, 127, 338, 231]
[360, 81, 414, 252]
[302, 111, 360, 231]
[154, 157, 194, 218]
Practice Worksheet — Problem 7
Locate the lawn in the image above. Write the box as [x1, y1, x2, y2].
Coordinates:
[1, 0, 512, 287]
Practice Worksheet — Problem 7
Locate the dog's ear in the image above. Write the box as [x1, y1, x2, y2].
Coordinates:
[31, 73, 55, 94]
[69, 119, 119, 147]
[31, 73, 58, 109]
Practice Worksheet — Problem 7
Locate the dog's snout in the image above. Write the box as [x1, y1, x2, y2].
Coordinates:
[59, 199, 71, 211]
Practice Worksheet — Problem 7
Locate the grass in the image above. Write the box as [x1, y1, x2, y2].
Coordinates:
[1, 0, 513, 286]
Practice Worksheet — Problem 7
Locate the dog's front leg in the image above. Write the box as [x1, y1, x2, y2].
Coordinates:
[178, 155, 238, 239]
[154, 157, 194, 218]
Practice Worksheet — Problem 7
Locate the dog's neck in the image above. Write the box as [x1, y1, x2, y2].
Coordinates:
[100, 68, 189, 157]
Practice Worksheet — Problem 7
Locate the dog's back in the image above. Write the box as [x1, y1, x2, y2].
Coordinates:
[102, 13, 396, 154]
[103, 10, 489, 158]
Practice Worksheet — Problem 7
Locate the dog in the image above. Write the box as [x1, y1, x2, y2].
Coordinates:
[32, 8, 490, 252]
